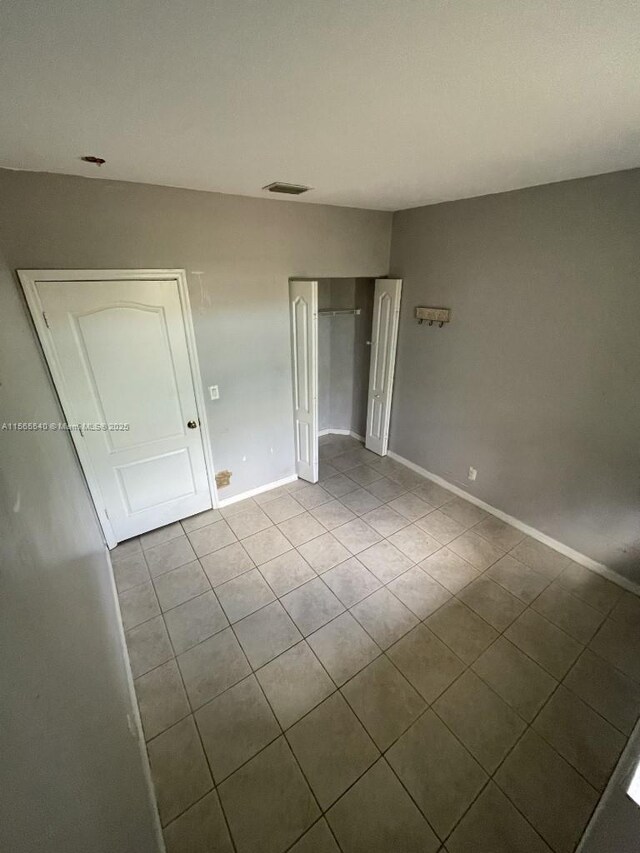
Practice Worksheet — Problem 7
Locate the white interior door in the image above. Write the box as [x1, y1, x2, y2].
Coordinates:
[30, 276, 212, 543]
[289, 280, 318, 483]
[366, 278, 402, 456]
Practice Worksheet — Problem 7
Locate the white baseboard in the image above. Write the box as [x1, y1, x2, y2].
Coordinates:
[388, 450, 640, 596]
[217, 474, 298, 508]
[319, 428, 365, 442]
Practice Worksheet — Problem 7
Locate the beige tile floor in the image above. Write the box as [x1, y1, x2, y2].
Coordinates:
[111, 435, 640, 853]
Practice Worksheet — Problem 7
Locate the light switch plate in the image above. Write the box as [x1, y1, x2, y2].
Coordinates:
[209, 385, 220, 400]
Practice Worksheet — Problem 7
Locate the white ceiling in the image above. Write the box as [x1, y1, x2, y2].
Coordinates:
[1, 1, 639, 211]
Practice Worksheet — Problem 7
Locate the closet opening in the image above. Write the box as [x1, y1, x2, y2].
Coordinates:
[289, 277, 402, 484]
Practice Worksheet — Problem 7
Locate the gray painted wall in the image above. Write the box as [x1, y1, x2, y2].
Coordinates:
[390, 169, 640, 581]
[0, 169, 391, 499]
[0, 254, 160, 852]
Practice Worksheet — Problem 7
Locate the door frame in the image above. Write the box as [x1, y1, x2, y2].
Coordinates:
[18, 269, 219, 547]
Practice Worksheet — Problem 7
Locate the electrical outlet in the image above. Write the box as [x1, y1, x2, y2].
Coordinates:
[468, 466, 478, 481]
[209, 385, 220, 400]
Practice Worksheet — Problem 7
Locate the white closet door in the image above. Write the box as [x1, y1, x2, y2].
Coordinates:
[33, 277, 212, 543]
[289, 280, 318, 482]
[366, 278, 402, 456]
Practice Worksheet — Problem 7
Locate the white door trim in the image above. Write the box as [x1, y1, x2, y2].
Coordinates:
[18, 269, 218, 547]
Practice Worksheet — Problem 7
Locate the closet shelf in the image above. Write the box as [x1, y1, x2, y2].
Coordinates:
[318, 308, 361, 316]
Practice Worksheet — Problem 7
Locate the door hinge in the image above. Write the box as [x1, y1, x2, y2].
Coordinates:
[42, 311, 50, 328]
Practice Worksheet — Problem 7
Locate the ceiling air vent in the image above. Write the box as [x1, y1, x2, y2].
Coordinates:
[263, 182, 312, 195]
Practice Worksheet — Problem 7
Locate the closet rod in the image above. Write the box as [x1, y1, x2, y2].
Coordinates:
[318, 308, 362, 316]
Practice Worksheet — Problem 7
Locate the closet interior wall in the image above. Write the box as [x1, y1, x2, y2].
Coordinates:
[318, 278, 374, 438]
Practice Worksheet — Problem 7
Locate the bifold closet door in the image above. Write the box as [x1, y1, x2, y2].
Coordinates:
[366, 278, 402, 456]
[289, 280, 319, 482]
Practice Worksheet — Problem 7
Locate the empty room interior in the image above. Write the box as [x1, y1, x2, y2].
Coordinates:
[2, 3, 640, 853]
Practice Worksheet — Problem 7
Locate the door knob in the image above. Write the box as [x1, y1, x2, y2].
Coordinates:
[187, 420, 198, 429]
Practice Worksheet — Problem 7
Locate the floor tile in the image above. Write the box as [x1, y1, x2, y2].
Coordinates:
[365, 476, 407, 502]
[146, 535, 198, 577]
[119, 580, 160, 629]
[195, 674, 280, 783]
[126, 615, 173, 677]
[458, 577, 525, 631]
[147, 716, 213, 826]
[165, 588, 229, 654]
[388, 524, 440, 563]
[163, 790, 233, 853]
[419, 547, 479, 593]
[387, 624, 465, 702]
[533, 685, 625, 790]
[289, 818, 340, 852]
[342, 655, 426, 750]
[110, 536, 141, 563]
[331, 449, 367, 472]
[293, 484, 333, 511]
[225, 505, 273, 539]
[187, 521, 236, 558]
[362, 505, 409, 537]
[323, 473, 360, 498]
[134, 658, 190, 741]
[153, 561, 210, 611]
[588, 616, 640, 683]
[504, 608, 582, 678]
[346, 463, 384, 486]
[339, 487, 383, 516]
[387, 710, 488, 839]
[609, 590, 640, 629]
[254, 484, 293, 505]
[564, 649, 640, 735]
[159, 594, 225, 655]
[112, 550, 150, 593]
[416, 510, 467, 545]
[199, 541, 254, 587]
[308, 612, 380, 686]
[426, 599, 498, 664]
[219, 497, 257, 519]
[485, 554, 549, 604]
[448, 531, 503, 570]
[278, 512, 326, 546]
[298, 532, 351, 573]
[318, 462, 339, 481]
[509, 536, 569, 580]
[388, 566, 451, 619]
[141, 522, 184, 551]
[495, 729, 598, 853]
[532, 583, 604, 643]
[218, 736, 320, 853]
[262, 494, 305, 524]
[215, 568, 275, 623]
[234, 600, 302, 668]
[327, 759, 440, 853]
[357, 539, 413, 583]
[311, 499, 356, 530]
[446, 782, 552, 853]
[412, 481, 455, 508]
[281, 577, 345, 635]
[180, 508, 223, 534]
[472, 516, 526, 551]
[322, 557, 382, 607]
[387, 492, 433, 521]
[332, 518, 382, 554]
[178, 628, 250, 708]
[256, 641, 335, 728]
[258, 549, 316, 596]
[557, 562, 623, 614]
[351, 587, 418, 648]
[440, 497, 487, 528]
[241, 526, 292, 565]
[472, 637, 557, 721]
[433, 670, 526, 772]
[287, 692, 378, 808]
